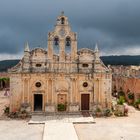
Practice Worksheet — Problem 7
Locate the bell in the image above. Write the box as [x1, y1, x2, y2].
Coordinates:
[66, 41, 70, 46]
[55, 41, 59, 46]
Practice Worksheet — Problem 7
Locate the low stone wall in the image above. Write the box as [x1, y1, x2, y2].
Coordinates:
[69, 104, 79, 112]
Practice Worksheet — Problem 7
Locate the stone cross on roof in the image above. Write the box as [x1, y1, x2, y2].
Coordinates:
[61, 11, 64, 16]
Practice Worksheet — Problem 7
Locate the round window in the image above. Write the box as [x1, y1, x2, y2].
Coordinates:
[83, 82, 88, 87]
[35, 82, 41, 88]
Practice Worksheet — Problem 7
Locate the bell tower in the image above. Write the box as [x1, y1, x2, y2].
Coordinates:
[47, 12, 77, 62]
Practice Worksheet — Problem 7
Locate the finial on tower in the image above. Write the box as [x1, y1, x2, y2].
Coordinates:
[94, 42, 100, 61]
[95, 42, 99, 52]
[24, 41, 30, 52]
[61, 11, 64, 16]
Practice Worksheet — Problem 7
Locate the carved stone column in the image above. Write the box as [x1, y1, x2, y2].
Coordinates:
[47, 39, 53, 60]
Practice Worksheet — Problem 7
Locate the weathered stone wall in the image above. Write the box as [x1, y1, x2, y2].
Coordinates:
[10, 74, 22, 112]
[112, 75, 140, 100]
[10, 72, 112, 112]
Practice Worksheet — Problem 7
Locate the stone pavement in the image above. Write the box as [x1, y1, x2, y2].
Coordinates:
[0, 120, 43, 140]
[28, 114, 94, 140]
[43, 122, 78, 140]
[75, 110, 140, 140]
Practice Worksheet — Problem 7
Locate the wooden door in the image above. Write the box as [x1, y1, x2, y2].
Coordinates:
[81, 94, 90, 110]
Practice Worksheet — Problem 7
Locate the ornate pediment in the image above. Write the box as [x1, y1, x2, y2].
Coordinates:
[56, 87, 68, 92]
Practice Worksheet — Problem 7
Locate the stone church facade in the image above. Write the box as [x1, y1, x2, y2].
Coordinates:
[9, 12, 112, 113]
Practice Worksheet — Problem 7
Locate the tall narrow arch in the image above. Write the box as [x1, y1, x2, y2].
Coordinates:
[66, 37, 71, 46]
[54, 37, 59, 46]
[53, 36, 59, 54]
[65, 37, 71, 54]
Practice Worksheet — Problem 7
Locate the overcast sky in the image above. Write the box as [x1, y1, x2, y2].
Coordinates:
[0, 0, 140, 60]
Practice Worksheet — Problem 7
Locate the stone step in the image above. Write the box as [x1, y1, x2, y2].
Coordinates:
[45, 111, 81, 116]
[28, 114, 95, 124]
[31, 111, 45, 115]
[31, 111, 91, 116]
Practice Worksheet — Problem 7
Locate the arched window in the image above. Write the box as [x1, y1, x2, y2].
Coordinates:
[65, 37, 71, 54]
[61, 17, 65, 24]
[54, 37, 59, 46]
[53, 37, 59, 54]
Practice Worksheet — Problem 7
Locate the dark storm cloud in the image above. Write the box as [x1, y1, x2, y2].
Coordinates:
[0, 0, 140, 57]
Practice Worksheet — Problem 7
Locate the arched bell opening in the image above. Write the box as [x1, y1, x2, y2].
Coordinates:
[61, 17, 65, 24]
[53, 37, 59, 54]
[65, 37, 71, 54]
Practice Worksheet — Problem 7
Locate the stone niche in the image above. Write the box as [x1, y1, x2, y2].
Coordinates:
[69, 103, 79, 112]
[45, 103, 55, 112]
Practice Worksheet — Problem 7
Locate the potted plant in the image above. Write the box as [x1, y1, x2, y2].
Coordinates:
[117, 96, 125, 105]
[127, 92, 134, 104]
[95, 107, 102, 117]
[19, 110, 28, 119]
[3, 106, 10, 115]
[104, 108, 112, 117]
[115, 96, 125, 116]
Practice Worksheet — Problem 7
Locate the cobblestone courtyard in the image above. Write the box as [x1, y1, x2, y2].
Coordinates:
[0, 91, 140, 140]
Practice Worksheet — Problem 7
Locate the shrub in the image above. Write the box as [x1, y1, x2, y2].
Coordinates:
[4, 106, 10, 114]
[9, 111, 19, 118]
[57, 104, 66, 111]
[134, 99, 140, 108]
[128, 92, 134, 100]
